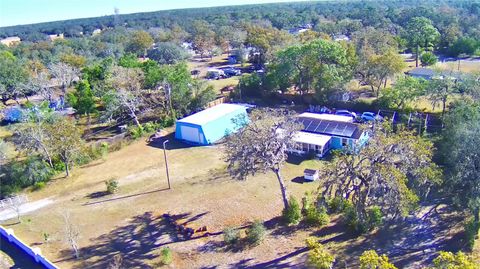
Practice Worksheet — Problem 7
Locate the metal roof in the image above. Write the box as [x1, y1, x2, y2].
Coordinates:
[293, 131, 331, 147]
[299, 112, 353, 122]
[177, 103, 246, 126]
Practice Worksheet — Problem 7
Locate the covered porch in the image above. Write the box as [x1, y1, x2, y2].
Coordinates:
[288, 131, 331, 158]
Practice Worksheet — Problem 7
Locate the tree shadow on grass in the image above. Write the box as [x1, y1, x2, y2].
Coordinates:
[229, 247, 308, 269]
[64, 211, 210, 269]
[85, 191, 109, 199]
[291, 176, 305, 184]
[82, 187, 170, 206]
[285, 155, 304, 165]
[306, 204, 467, 268]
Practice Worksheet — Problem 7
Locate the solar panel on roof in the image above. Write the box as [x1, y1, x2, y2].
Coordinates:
[301, 119, 312, 128]
[330, 123, 346, 136]
[344, 125, 356, 137]
[314, 122, 326, 132]
[318, 121, 329, 133]
[324, 122, 337, 134]
[305, 121, 319, 132]
[298, 116, 359, 138]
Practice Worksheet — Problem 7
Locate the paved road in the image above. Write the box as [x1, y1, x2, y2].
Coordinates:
[0, 198, 54, 222]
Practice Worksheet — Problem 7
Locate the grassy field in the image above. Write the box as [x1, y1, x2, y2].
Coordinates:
[435, 59, 480, 74]
[1, 128, 469, 268]
[2, 133, 325, 268]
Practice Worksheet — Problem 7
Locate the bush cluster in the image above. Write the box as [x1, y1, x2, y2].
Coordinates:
[160, 247, 173, 265]
[246, 220, 266, 245]
[303, 194, 329, 227]
[105, 178, 119, 194]
[464, 218, 480, 250]
[282, 196, 302, 225]
[0, 156, 54, 198]
[305, 237, 335, 269]
[344, 203, 383, 234]
[223, 220, 267, 247]
[223, 226, 240, 246]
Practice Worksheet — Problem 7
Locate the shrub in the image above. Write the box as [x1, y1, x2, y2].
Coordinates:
[464, 218, 480, 250]
[0, 156, 54, 198]
[53, 158, 66, 172]
[223, 226, 240, 246]
[366, 206, 383, 230]
[306, 237, 320, 249]
[303, 194, 330, 227]
[431, 251, 479, 269]
[32, 182, 46, 191]
[282, 196, 302, 225]
[143, 121, 161, 133]
[420, 51, 438, 66]
[128, 125, 144, 139]
[327, 197, 349, 214]
[99, 142, 109, 159]
[343, 203, 367, 234]
[160, 116, 175, 128]
[305, 237, 335, 269]
[105, 179, 119, 194]
[160, 247, 173, 265]
[246, 220, 266, 245]
[359, 250, 397, 269]
[305, 206, 330, 227]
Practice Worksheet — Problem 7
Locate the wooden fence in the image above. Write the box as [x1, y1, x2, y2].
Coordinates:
[205, 96, 229, 108]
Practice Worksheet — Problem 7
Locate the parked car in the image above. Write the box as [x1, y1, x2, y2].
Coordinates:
[223, 67, 241, 77]
[335, 109, 356, 118]
[191, 69, 200, 76]
[361, 112, 382, 122]
[206, 69, 226, 80]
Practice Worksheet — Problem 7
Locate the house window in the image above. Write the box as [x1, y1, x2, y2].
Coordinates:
[342, 138, 348, 147]
[302, 143, 309, 152]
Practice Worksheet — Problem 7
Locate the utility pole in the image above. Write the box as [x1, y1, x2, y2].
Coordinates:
[163, 140, 171, 189]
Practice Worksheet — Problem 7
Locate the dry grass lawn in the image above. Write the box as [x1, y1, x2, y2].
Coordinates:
[3, 134, 324, 268]
[435, 59, 480, 74]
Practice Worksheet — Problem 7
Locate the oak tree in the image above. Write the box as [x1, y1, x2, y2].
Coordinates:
[224, 109, 302, 210]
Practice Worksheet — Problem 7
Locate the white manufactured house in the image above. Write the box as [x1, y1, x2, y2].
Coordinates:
[287, 113, 370, 158]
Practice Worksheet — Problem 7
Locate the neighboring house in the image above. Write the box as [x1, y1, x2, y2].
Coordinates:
[228, 47, 252, 64]
[287, 113, 370, 158]
[0, 36, 21, 47]
[48, 33, 64, 41]
[406, 67, 468, 81]
[299, 112, 353, 123]
[181, 42, 196, 56]
[175, 103, 248, 145]
[92, 29, 102, 36]
[289, 27, 310, 35]
[333, 34, 350, 42]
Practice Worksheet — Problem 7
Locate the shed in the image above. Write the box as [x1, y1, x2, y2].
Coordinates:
[304, 169, 319, 181]
[175, 104, 248, 145]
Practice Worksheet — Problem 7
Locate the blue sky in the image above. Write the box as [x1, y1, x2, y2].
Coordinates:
[0, 0, 311, 27]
